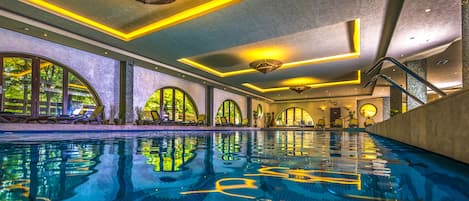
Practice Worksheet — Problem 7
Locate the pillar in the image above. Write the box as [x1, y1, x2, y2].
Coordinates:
[463, 0, 469, 88]
[382, 97, 391, 120]
[406, 60, 427, 110]
[247, 97, 252, 127]
[390, 86, 402, 116]
[119, 61, 134, 124]
[205, 86, 214, 126]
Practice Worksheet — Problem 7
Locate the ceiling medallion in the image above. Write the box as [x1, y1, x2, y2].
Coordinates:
[249, 59, 283, 74]
[289, 86, 311, 94]
[136, 0, 176, 4]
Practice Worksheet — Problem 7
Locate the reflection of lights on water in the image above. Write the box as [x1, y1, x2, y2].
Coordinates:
[182, 167, 362, 199]
[0, 179, 51, 201]
[181, 178, 258, 199]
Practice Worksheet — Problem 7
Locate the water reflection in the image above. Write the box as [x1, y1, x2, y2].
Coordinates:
[0, 131, 467, 201]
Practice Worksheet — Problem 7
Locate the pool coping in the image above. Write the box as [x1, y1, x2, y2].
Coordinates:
[0, 123, 261, 133]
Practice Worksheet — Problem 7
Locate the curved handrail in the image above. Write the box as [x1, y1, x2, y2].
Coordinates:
[366, 74, 425, 105]
[365, 57, 447, 96]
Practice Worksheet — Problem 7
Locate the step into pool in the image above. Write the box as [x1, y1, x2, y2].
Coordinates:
[0, 131, 467, 201]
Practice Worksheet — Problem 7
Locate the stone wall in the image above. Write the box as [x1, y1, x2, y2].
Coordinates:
[0, 28, 120, 117]
[366, 88, 469, 164]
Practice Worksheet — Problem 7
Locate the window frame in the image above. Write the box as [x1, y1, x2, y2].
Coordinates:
[0, 53, 101, 117]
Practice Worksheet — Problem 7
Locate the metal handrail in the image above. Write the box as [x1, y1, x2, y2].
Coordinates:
[365, 74, 425, 105]
[365, 57, 447, 96]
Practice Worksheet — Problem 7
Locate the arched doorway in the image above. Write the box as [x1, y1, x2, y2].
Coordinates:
[216, 100, 242, 125]
[0, 53, 100, 117]
[143, 87, 198, 122]
[276, 107, 314, 127]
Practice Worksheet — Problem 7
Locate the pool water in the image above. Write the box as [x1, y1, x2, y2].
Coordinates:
[0, 131, 467, 201]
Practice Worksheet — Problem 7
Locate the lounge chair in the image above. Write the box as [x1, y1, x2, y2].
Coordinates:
[196, 114, 206, 126]
[298, 120, 306, 128]
[241, 118, 248, 127]
[316, 119, 326, 128]
[25, 116, 57, 124]
[220, 117, 232, 127]
[333, 118, 343, 128]
[349, 118, 359, 128]
[0, 112, 28, 123]
[150, 111, 162, 125]
[73, 105, 104, 124]
[364, 118, 375, 127]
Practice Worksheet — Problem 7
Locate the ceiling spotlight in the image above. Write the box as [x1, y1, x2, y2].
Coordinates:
[249, 59, 283, 74]
[136, 0, 175, 4]
[154, 67, 158, 70]
[104, 51, 108, 55]
[425, 8, 432, 13]
[23, 27, 30, 31]
[290, 86, 311, 94]
[43, 33, 48, 37]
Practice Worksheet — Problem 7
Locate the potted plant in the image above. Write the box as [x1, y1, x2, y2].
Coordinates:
[135, 106, 144, 125]
[108, 104, 118, 125]
[252, 110, 258, 127]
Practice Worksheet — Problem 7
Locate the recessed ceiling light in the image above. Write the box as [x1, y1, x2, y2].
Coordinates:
[400, 54, 405, 57]
[43, 33, 48, 37]
[436, 59, 449, 65]
[181, 75, 185, 78]
[104, 51, 108, 55]
[223, 88, 226, 90]
[23, 27, 29, 31]
[425, 8, 432, 13]
[154, 67, 158, 70]
[392, 68, 396, 72]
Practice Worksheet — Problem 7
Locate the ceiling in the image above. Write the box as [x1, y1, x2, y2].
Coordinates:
[0, 0, 462, 102]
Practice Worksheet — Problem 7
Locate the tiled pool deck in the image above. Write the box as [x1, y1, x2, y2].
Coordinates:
[0, 123, 260, 132]
[0, 123, 362, 132]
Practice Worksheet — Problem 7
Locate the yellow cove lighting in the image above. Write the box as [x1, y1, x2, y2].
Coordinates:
[178, 19, 361, 77]
[243, 70, 361, 93]
[20, 0, 241, 41]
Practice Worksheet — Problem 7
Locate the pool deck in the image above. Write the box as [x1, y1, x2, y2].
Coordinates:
[0, 123, 365, 133]
[0, 123, 260, 132]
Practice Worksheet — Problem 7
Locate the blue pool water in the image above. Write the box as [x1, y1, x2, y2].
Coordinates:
[0, 131, 467, 201]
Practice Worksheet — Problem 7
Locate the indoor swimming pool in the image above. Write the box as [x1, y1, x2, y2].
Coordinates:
[0, 131, 467, 201]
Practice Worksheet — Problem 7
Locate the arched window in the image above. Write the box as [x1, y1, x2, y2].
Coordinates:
[143, 87, 198, 122]
[216, 100, 242, 125]
[1, 53, 99, 117]
[276, 107, 313, 127]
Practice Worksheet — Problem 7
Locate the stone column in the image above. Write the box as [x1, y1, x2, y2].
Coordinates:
[382, 97, 391, 120]
[119, 61, 134, 124]
[406, 60, 427, 110]
[390, 86, 402, 116]
[463, 0, 469, 88]
[205, 86, 214, 126]
[247, 97, 252, 127]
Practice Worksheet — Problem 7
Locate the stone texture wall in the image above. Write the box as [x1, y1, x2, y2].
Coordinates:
[366, 88, 469, 164]
[406, 60, 427, 111]
[133, 66, 206, 117]
[213, 88, 247, 126]
[463, 1, 469, 88]
[0, 28, 120, 118]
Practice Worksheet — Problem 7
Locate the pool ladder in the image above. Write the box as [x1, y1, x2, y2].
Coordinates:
[364, 57, 447, 105]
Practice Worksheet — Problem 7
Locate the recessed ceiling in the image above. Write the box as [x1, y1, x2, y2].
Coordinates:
[20, 0, 241, 41]
[0, 0, 462, 101]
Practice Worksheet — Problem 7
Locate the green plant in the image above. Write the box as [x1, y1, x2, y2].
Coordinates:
[135, 106, 144, 120]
